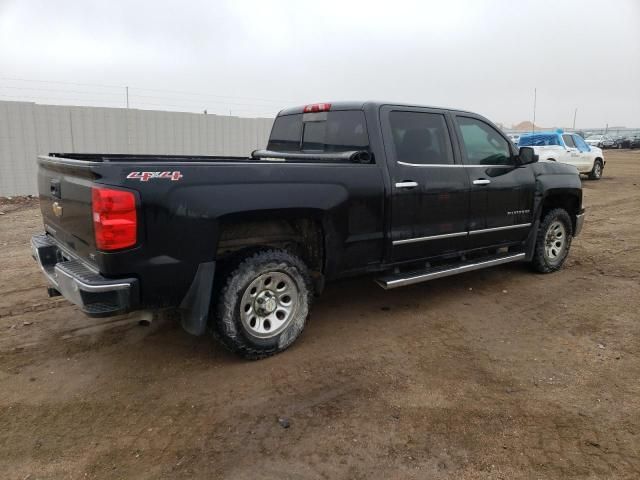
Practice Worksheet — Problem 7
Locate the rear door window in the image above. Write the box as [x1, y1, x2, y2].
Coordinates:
[267, 110, 369, 153]
[388, 111, 454, 165]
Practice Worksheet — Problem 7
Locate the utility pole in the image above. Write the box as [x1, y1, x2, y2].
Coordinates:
[572, 108, 577, 131]
[126, 86, 129, 109]
[532, 88, 537, 135]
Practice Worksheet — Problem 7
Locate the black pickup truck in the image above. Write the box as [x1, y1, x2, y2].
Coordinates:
[32, 101, 585, 358]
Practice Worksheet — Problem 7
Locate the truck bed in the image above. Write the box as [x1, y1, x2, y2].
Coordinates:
[46, 150, 365, 163]
[47, 153, 252, 163]
[36, 150, 386, 313]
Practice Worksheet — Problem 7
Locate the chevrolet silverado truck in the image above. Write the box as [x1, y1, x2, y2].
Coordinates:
[518, 130, 606, 180]
[32, 101, 585, 359]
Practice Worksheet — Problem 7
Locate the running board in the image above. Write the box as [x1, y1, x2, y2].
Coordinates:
[376, 253, 526, 289]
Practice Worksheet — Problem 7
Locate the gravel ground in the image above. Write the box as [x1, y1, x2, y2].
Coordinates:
[1, 150, 639, 479]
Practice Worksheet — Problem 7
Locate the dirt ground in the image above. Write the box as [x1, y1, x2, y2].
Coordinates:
[1, 150, 639, 479]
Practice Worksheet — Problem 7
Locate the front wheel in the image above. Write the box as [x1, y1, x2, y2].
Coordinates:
[531, 208, 573, 273]
[213, 249, 312, 359]
[589, 159, 603, 180]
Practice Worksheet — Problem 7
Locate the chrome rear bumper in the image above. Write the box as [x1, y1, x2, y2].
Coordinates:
[31, 234, 138, 317]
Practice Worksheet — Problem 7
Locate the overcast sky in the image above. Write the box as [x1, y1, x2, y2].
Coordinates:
[0, 0, 638, 127]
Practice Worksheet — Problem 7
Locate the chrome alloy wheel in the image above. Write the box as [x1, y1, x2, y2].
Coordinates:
[239, 271, 299, 339]
[544, 220, 567, 262]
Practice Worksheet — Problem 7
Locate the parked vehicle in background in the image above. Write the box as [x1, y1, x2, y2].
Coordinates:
[518, 130, 606, 180]
[31, 101, 586, 359]
[507, 133, 521, 145]
[630, 136, 640, 149]
[613, 136, 631, 149]
[585, 134, 615, 148]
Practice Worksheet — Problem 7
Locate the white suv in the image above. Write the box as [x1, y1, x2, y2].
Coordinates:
[518, 131, 606, 180]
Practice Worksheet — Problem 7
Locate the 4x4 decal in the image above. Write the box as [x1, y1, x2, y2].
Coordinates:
[127, 171, 183, 182]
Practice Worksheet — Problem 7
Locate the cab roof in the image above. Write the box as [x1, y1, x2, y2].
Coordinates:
[277, 101, 475, 116]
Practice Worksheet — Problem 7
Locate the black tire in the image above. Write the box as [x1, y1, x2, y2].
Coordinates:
[213, 249, 312, 359]
[588, 159, 603, 180]
[531, 208, 573, 273]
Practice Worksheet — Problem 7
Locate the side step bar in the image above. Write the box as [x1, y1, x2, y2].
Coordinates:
[376, 253, 526, 289]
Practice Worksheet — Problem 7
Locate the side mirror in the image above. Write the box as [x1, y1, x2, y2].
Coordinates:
[518, 146, 538, 165]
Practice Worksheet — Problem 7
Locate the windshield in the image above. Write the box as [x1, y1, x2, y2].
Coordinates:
[518, 134, 561, 147]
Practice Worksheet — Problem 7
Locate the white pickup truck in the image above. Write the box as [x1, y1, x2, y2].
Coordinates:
[518, 131, 606, 180]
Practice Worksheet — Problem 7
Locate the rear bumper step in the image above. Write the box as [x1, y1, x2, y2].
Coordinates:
[376, 252, 526, 289]
[31, 233, 139, 317]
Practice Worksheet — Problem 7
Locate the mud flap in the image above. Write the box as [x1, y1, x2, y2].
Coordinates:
[525, 191, 544, 261]
[179, 261, 216, 336]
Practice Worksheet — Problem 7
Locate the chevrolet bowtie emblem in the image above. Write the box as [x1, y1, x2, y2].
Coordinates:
[52, 201, 63, 218]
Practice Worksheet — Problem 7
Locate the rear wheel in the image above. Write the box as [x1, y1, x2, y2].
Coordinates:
[213, 249, 312, 359]
[531, 208, 573, 273]
[589, 159, 603, 180]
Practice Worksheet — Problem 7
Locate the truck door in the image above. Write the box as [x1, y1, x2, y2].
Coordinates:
[572, 134, 596, 172]
[561, 134, 584, 170]
[380, 106, 470, 263]
[452, 115, 536, 249]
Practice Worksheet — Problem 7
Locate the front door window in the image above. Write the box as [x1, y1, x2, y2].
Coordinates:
[456, 117, 512, 166]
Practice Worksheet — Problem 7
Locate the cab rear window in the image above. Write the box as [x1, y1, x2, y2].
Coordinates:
[267, 111, 369, 153]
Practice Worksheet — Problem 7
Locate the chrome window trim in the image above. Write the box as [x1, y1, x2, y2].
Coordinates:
[397, 161, 513, 168]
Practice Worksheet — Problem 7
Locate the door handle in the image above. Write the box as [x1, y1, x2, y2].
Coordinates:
[473, 179, 491, 185]
[395, 181, 419, 188]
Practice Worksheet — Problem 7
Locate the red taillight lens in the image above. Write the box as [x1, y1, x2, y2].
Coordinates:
[303, 103, 331, 113]
[91, 186, 137, 251]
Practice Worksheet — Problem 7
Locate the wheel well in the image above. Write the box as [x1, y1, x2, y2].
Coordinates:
[594, 157, 603, 165]
[216, 217, 324, 274]
[541, 193, 580, 230]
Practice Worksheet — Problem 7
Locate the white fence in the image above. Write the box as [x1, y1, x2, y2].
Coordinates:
[0, 100, 274, 196]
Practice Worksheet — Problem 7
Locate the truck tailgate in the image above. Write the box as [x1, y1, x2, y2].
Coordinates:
[37, 157, 97, 262]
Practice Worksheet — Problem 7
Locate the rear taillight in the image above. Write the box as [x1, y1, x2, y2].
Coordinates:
[303, 103, 331, 113]
[91, 186, 137, 251]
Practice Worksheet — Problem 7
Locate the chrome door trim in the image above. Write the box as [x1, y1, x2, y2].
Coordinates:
[392, 231, 468, 245]
[468, 223, 531, 235]
[392, 223, 531, 245]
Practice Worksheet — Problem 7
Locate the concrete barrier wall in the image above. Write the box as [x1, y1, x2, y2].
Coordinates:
[0, 100, 274, 196]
